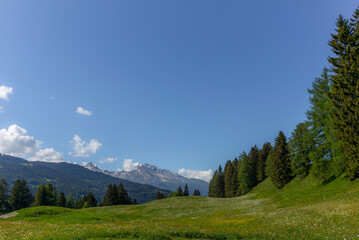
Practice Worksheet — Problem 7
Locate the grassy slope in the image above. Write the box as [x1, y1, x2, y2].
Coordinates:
[2, 174, 359, 239]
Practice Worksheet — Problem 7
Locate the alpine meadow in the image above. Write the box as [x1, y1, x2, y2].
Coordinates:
[1, 1, 359, 240]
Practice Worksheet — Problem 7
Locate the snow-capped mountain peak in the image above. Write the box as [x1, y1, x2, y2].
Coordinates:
[84, 162, 105, 173]
[84, 162, 209, 195]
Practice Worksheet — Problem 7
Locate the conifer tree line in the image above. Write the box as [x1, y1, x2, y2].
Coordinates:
[0, 178, 134, 214]
[167, 184, 200, 198]
[209, 6, 359, 196]
[102, 183, 134, 206]
[209, 142, 273, 197]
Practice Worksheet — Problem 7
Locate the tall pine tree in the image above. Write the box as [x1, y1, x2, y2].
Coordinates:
[269, 131, 292, 189]
[66, 193, 75, 208]
[44, 183, 57, 206]
[34, 184, 47, 206]
[176, 186, 183, 196]
[208, 165, 225, 198]
[57, 192, 67, 207]
[208, 170, 218, 197]
[183, 184, 189, 196]
[102, 184, 117, 206]
[9, 179, 33, 210]
[0, 178, 10, 213]
[215, 165, 225, 198]
[224, 160, 234, 198]
[307, 68, 345, 180]
[328, 10, 359, 180]
[248, 145, 259, 186]
[237, 152, 256, 195]
[231, 157, 239, 196]
[289, 122, 314, 177]
[257, 143, 272, 182]
[118, 183, 131, 204]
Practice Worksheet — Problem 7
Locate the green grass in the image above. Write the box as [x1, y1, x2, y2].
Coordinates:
[2, 174, 359, 239]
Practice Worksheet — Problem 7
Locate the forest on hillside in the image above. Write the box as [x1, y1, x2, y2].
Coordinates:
[209, 7, 359, 198]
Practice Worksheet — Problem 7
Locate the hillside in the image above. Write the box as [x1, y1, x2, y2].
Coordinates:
[85, 162, 209, 195]
[0, 154, 171, 203]
[1, 173, 359, 239]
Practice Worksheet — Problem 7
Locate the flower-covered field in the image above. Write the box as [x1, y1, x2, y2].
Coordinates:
[1, 174, 359, 239]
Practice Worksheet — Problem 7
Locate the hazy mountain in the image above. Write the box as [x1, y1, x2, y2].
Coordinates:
[84, 163, 209, 195]
[0, 154, 171, 203]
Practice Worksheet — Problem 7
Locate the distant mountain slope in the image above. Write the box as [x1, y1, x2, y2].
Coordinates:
[84, 163, 209, 195]
[0, 154, 171, 203]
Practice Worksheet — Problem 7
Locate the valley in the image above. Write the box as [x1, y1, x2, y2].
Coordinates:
[1, 173, 358, 239]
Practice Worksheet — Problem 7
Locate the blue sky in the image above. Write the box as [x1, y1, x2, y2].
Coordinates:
[0, 1, 357, 181]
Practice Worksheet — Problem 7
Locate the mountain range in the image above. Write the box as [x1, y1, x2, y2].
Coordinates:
[0, 154, 171, 203]
[84, 162, 209, 195]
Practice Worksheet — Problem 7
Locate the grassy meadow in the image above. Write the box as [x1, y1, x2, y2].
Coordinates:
[1, 174, 359, 239]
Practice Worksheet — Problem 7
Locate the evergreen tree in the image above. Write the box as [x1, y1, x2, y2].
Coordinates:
[167, 192, 179, 198]
[269, 131, 292, 189]
[183, 184, 189, 196]
[118, 183, 131, 204]
[9, 179, 33, 210]
[81, 193, 97, 208]
[214, 165, 225, 198]
[208, 170, 218, 197]
[265, 150, 273, 178]
[257, 143, 272, 182]
[328, 11, 359, 180]
[102, 184, 116, 206]
[193, 189, 201, 196]
[44, 183, 57, 206]
[74, 198, 82, 209]
[248, 145, 260, 186]
[176, 186, 183, 196]
[34, 184, 47, 206]
[112, 184, 120, 205]
[231, 158, 239, 196]
[289, 122, 314, 177]
[307, 68, 345, 180]
[224, 160, 234, 198]
[57, 192, 67, 207]
[237, 152, 256, 195]
[156, 191, 165, 199]
[66, 193, 75, 208]
[0, 178, 10, 213]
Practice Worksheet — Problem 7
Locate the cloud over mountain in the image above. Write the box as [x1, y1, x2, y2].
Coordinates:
[69, 134, 102, 157]
[0, 124, 41, 157]
[122, 159, 139, 171]
[0, 125, 63, 162]
[29, 148, 64, 162]
[100, 157, 118, 164]
[178, 168, 213, 182]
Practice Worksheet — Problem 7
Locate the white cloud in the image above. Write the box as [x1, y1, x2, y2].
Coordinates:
[0, 106, 3, 113]
[100, 157, 118, 164]
[122, 159, 139, 171]
[0, 85, 13, 101]
[0, 125, 65, 163]
[0, 124, 41, 157]
[178, 168, 214, 182]
[81, 161, 88, 166]
[76, 106, 92, 116]
[28, 148, 64, 162]
[69, 134, 102, 157]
